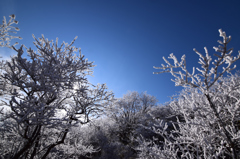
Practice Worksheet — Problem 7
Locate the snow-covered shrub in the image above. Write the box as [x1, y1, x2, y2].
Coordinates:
[71, 117, 137, 159]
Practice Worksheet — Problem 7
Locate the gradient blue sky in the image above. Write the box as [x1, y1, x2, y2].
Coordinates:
[1, 0, 240, 104]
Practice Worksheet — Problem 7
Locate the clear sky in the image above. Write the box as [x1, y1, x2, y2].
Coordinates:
[1, 0, 240, 104]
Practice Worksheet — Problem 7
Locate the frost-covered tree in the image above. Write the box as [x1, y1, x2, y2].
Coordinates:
[109, 91, 157, 147]
[0, 15, 113, 159]
[138, 29, 240, 159]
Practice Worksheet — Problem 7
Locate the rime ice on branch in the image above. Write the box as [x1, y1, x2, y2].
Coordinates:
[0, 14, 22, 48]
[154, 29, 240, 93]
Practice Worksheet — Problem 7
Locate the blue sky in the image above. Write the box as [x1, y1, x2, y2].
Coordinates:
[1, 0, 240, 104]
